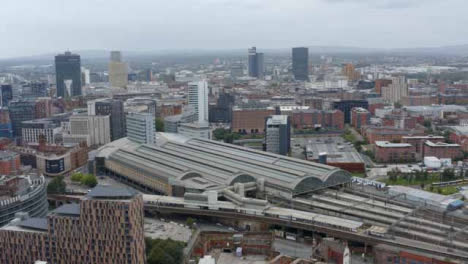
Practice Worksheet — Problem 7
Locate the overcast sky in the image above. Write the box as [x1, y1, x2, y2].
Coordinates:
[1, 0, 467, 58]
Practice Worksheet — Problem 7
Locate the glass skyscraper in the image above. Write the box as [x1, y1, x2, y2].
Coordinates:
[55, 51, 82, 98]
[292, 47, 309, 81]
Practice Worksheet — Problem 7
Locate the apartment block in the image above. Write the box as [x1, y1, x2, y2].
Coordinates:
[0, 186, 145, 264]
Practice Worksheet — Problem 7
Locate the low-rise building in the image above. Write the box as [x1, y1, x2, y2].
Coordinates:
[423, 141, 462, 160]
[363, 126, 425, 144]
[374, 141, 416, 163]
[178, 122, 212, 140]
[350, 107, 370, 129]
[291, 109, 344, 130]
[0, 151, 21, 175]
[402, 136, 444, 160]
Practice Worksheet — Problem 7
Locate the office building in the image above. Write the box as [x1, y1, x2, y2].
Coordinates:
[9, 100, 36, 138]
[248, 47, 264, 78]
[164, 106, 198, 133]
[0, 186, 145, 264]
[108, 51, 128, 89]
[126, 112, 155, 144]
[0, 108, 13, 138]
[178, 122, 212, 139]
[63, 115, 111, 147]
[55, 51, 82, 98]
[209, 92, 234, 123]
[88, 99, 126, 141]
[381, 76, 408, 104]
[292, 47, 309, 81]
[232, 106, 275, 134]
[22, 119, 61, 145]
[333, 100, 369, 124]
[0, 85, 13, 107]
[265, 115, 291, 155]
[342, 63, 360, 82]
[187, 80, 209, 123]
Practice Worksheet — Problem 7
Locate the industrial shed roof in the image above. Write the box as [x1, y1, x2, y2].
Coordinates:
[103, 134, 351, 194]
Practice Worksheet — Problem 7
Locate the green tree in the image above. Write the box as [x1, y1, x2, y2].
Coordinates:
[442, 169, 456, 181]
[47, 176, 67, 194]
[155, 118, 165, 132]
[71, 172, 84, 182]
[146, 238, 184, 264]
[186, 217, 195, 228]
[80, 174, 98, 187]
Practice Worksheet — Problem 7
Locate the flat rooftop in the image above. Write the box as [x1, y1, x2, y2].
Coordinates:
[306, 137, 364, 163]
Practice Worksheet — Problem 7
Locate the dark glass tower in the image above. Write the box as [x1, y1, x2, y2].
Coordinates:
[55, 51, 82, 98]
[9, 100, 36, 138]
[292, 47, 309, 81]
[0, 84, 13, 107]
[248, 47, 264, 78]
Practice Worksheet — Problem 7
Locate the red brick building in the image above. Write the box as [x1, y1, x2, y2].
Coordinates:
[375, 79, 392, 95]
[232, 107, 276, 134]
[291, 109, 344, 130]
[350, 107, 370, 129]
[448, 126, 468, 152]
[374, 141, 416, 163]
[374, 244, 457, 264]
[362, 126, 425, 144]
[423, 141, 463, 160]
[402, 136, 444, 160]
[0, 150, 21, 175]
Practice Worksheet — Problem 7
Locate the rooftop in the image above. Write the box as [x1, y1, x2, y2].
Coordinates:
[102, 133, 351, 194]
[51, 203, 80, 216]
[425, 141, 460, 147]
[266, 115, 289, 125]
[305, 137, 364, 163]
[375, 141, 413, 148]
[86, 185, 139, 199]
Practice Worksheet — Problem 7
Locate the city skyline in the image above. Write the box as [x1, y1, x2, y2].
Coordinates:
[1, 0, 468, 58]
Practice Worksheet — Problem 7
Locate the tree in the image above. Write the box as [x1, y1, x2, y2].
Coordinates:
[71, 172, 84, 182]
[186, 217, 195, 228]
[47, 176, 67, 194]
[155, 118, 164, 132]
[81, 174, 98, 187]
[442, 168, 456, 181]
[146, 238, 184, 264]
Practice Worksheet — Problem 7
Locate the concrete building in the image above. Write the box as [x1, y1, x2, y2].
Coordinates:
[63, 115, 111, 147]
[232, 107, 275, 134]
[164, 107, 198, 133]
[187, 80, 209, 123]
[108, 51, 128, 89]
[350, 107, 370, 129]
[88, 98, 126, 141]
[126, 112, 155, 144]
[381, 76, 408, 104]
[178, 122, 212, 140]
[265, 115, 290, 155]
[305, 136, 365, 173]
[0, 151, 21, 175]
[0, 175, 48, 227]
[374, 141, 416, 163]
[22, 119, 61, 145]
[55, 51, 82, 98]
[0, 186, 146, 264]
[248, 47, 264, 79]
[292, 47, 309, 81]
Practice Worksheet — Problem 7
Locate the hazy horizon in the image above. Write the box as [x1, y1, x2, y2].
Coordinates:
[1, 0, 468, 59]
